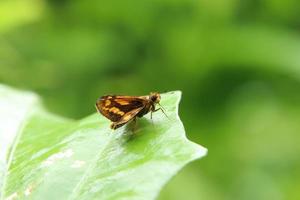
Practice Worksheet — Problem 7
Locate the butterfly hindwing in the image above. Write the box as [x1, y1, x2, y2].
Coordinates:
[110, 106, 144, 129]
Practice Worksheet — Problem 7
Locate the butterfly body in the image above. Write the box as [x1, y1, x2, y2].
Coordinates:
[96, 92, 161, 130]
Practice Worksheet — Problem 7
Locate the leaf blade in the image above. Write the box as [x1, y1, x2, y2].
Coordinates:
[0, 86, 207, 200]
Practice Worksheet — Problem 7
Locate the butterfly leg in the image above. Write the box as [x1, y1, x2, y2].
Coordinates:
[132, 117, 137, 132]
[153, 108, 169, 119]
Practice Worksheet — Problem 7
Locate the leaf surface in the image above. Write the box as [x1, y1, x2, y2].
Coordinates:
[0, 85, 207, 200]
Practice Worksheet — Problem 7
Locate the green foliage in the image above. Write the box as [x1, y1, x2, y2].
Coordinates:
[1, 0, 300, 199]
[0, 85, 206, 200]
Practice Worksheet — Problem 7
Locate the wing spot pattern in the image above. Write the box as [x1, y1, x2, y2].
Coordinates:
[115, 100, 130, 105]
[109, 107, 125, 115]
[123, 115, 132, 121]
[105, 100, 111, 106]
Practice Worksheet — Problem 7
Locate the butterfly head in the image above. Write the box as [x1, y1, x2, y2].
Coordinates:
[149, 92, 161, 103]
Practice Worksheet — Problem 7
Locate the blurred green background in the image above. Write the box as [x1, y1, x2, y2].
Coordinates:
[1, 0, 300, 199]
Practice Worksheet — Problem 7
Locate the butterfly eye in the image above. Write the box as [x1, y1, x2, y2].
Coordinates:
[150, 93, 160, 103]
[150, 96, 156, 102]
[156, 94, 161, 102]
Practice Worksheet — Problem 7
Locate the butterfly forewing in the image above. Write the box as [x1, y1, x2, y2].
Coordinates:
[96, 95, 147, 122]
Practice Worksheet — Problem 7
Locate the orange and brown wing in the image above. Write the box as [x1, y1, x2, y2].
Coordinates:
[110, 106, 144, 129]
[95, 95, 147, 122]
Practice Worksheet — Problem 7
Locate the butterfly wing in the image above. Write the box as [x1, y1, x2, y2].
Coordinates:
[110, 106, 144, 129]
[96, 95, 147, 122]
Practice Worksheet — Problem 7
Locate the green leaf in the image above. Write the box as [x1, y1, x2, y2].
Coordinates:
[0, 85, 207, 200]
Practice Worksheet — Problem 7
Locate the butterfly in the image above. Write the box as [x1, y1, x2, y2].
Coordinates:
[95, 92, 167, 130]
